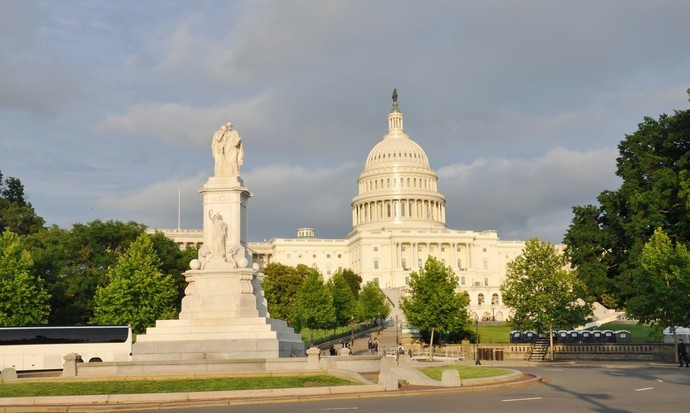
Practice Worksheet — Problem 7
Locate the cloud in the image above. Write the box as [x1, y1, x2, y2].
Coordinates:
[98, 172, 208, 229]
[438, 147, 621, 243]
[97, 95, 270, 146]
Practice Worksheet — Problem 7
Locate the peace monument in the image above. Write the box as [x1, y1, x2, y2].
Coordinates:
[132, 124, 305, 360]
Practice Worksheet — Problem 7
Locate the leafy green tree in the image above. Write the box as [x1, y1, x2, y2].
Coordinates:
[24, 220, 146, 324]
[0, 230, 50, 325]
[148, 231, 195, 306]
[91, 234, 178, 334]
[290, 271, 335, 343]
[327, 270, 357, 328]
[262, 263, 309, 323]
[501, 238, 592, 360]
[564, 99, 690, 308]
[400, 257, 470, 360]
[0, 172, 45, 235]
[355, 281, 390, 323]
[335, 268, 362, 298]
[627, 228, 690, 361]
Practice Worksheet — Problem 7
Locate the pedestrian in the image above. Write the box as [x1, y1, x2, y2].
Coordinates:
[373, 337, 379, 353]
[329, 345, 337, 356]
[679, 339, 689, 367]
[367, 336, 373, 352]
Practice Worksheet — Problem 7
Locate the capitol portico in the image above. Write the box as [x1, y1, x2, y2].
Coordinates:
[157, 93, 525, 321]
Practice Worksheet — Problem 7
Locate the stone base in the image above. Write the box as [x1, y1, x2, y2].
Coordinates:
[133, 317, 305, 361]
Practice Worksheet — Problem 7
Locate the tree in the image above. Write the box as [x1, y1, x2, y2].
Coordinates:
[327, 270, 357, 328]
[0, 171, 45, 236]
[0, 230, 51, 325]
[91, 233, 178, 334]
[335, 268, 362, 298]
[262, 263, 309, 323]
[501, 238, 592, 360]
[564, 100, 690, 308]
[400, 257, 470, 360]
[627, 228, 690, 362]
[355, 281, 390, 323]
[290, 271, 335, 343]
[25, 220, 146, 324]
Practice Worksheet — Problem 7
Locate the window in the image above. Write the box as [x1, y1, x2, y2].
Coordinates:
[287, 253, 292, 258]
[456, 245, 461, 252]
[478, 293, 485, 305]
[457, 259, 462, 268]
[401, 258, 407, 269]
[418, 245, 422, 252]
[338, 254, 342, 258]
[484, 277, 489, 286]
[492, 293, 499, 305]
[373, 246, 378, 252]
[441, 245, 445, 252]
[483, 259, 488, 270]
[418, 259, 422, 267]
[312, 254, 317, 259]
[401, 246, 405, 252]
[429, 246, 434, 252]
[373, 277, 379, 286]
[298, 253, 302, 258]
[326, 254, 331, 258]
[461, 276, 466, 285]
[482, 247, 487, 252]
[405, 276, 410, 285]
[374, 260, 379, 270]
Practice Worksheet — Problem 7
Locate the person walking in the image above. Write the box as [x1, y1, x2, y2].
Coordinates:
[367, 336, 373, 352]
[679, 339, 689, 367]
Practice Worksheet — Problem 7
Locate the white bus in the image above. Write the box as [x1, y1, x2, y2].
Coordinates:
[0, 325, 132, 371]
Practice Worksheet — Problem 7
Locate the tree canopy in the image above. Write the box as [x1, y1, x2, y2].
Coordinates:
[0, 171, 45, 236]
[564, 103, 690, 308]
[400, 257, 470, 358]
[290, 271, 335, 341]
[627, 228, 690, 357]
[91, 233, 178, 334]
[355, 281, 390, 323]
[327, 270, 357, 328]
[0, 230, 51, 326]
[262, 263, 311, 323]
[501, 238, 592, 358]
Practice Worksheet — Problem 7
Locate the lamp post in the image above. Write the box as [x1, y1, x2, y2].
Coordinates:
[475, 315, 481, 365]
[395, 314, 399, 347]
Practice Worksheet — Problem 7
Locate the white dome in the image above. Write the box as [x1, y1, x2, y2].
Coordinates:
[351, 95, 446, 231]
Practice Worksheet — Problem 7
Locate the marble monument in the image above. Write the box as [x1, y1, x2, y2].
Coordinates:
[132, 123, 305, 360]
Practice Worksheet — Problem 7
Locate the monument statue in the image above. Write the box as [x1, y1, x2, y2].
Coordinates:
[212, 122, 244, 177]
[208, 209, 227, 257]
[392, 88, 398, 103]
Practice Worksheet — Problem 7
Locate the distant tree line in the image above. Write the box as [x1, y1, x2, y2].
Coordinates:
[0, 171, 195, 333]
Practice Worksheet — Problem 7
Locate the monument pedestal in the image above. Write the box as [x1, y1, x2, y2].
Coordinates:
[133, 174, 305, 361]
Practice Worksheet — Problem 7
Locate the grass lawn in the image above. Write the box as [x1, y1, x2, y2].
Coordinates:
[477, 324, 512, 343]
[0, 375, 355, 398]
[419, 365, 512, 381]
[586, 322, 661, 343]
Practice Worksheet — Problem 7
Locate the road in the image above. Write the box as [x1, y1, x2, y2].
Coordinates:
[134, 366, 690, 413]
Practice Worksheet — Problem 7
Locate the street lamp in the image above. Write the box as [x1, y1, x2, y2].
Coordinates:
[395, 314, 399, 347]
[475, 315, 481, 365]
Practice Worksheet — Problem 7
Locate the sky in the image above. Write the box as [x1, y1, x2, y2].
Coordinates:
[1, 1, 689, 244]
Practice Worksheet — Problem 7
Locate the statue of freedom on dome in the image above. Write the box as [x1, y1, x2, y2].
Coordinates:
[212, 122, 244, 177]
[392, 88, 398, 103]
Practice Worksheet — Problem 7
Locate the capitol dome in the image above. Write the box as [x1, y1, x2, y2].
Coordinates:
[352, 92, 446, 230]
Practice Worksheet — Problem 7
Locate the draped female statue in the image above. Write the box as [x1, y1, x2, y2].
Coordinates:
[212, 122, 244, 177]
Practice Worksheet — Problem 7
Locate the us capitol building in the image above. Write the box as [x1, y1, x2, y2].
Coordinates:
[158, 93, 525, 322]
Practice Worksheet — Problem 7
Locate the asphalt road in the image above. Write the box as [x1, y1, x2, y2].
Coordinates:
[132, 366, 690, 413]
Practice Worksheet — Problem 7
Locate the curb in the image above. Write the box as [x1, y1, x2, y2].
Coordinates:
[0, 374, 540, 412]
